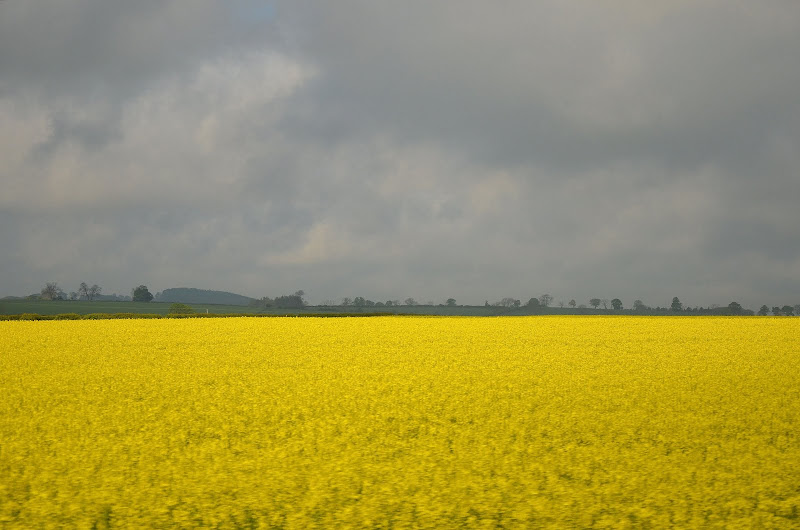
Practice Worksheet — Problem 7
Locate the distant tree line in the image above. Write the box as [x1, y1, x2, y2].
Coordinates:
[251, 293, 428, 309]
[249, 290, 308, 309]
[39, 281, 104, 301]
[311, 293, 797, 316]
[33, 282, 149, 302]
[758, 304, 800, 316]
[29, 282, 800, 316]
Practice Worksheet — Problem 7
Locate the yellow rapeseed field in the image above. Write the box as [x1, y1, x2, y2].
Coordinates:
[1, 316, 799, 528]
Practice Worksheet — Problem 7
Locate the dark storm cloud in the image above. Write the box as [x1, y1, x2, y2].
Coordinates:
[279, 2, 800, 174]
[0, 1, 278, 97]
[1, 1, 798, 308]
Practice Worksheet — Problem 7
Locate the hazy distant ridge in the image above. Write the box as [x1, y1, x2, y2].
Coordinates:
[155, 288, 256, 306]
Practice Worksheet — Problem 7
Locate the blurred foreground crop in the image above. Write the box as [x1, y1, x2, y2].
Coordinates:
[1, 316, 799, 528]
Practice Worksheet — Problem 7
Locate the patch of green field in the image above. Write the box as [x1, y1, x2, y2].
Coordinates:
[0, 300, 262, 316]
[0, 299, 640, 317]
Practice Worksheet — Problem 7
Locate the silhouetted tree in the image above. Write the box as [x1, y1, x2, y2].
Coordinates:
[633, 299, 646, 311]
[590, 298, 601, 309]
[526, 298, 540, 308]
[79, 282, 102, 301]
[601, 298, 609, 309]
[446, 298, 457, 306]
[353, 296, 366, 307]
[728, 302, 743, 315]
[132, 285, 153, 302]
[772, 306, 782, 316]
[513, 299, 521, 308]
[539, 294, 553, 307]
[250, 296, 273, 309]
[758, 305, 769, 316]
[498, 297, 517, 307]
[69, 292, 78, 301]
[341, 297, 352, 306]
[569, 299, 576, 308]
[794, 304, 800, 316]
[671, 297, 683, 312]
[611, 298, 623, 310]
[169, 303, 195, 315]
[404, 298, 417, 306]
[273, 293, 305, 308]
[40, 282, 64, 301]
[781, 305, 795, 316]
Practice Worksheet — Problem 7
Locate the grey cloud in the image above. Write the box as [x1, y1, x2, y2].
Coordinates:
[0, 1, 277, 98]
[1, 1, 799, 308]
[280, 1, 800, 176]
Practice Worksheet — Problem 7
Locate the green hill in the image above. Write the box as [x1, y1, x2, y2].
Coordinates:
[155, 288, 256, 306]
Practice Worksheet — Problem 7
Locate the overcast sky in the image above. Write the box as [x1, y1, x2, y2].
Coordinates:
[1, 1, 799, 308]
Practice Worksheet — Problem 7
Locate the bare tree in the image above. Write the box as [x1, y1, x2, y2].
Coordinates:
[88, 284, 101, 301]
[539, 294, 553, 307]
[568, 299, 576, 308]
[40, 282, 63, 300]
[77, 282, 102, 301]
[341, 297, 352, 306]
[601, 298, 609, 309]
[404, 298, 417, 306]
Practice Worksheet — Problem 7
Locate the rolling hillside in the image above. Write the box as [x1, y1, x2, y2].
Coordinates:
[155, 288, 257, 306]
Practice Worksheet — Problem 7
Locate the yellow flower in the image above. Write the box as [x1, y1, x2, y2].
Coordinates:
[1, 316, 798, 527]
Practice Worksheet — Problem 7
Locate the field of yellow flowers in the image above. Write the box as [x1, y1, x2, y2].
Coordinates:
[1, 316, 799, 528]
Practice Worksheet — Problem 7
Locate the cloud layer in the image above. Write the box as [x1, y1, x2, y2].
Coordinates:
[1, 1, 799, 308]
